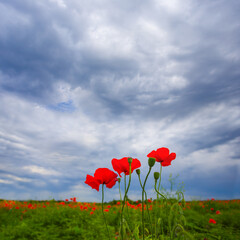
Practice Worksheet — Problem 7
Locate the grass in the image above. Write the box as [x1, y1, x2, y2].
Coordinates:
[0, 198, 239, 240]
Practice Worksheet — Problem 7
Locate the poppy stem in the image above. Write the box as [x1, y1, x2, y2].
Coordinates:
[142, 166, 152, 240]
[124, 174, 130, 217]
[157, 164, 162, 192]
[138, 174, 153, 237]
[155, 180, 167, 200]
[118, 180, 122, 202]
[102, 184, 111, 240]
[120, 163, 132, 240]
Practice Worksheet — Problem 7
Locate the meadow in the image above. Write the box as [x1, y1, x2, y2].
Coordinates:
[0, 197, 239, 240]
[1, 149, 239, 239]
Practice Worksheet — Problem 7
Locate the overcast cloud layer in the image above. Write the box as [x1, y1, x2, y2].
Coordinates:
[0, 0, 240, 202]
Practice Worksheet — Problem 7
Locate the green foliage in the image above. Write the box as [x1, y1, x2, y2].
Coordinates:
[0, 199, 239, 240]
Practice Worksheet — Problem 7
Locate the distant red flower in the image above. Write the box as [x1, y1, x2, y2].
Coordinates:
[85, 168, 118, 191]
[216, 210, 221, 214]
[90, 211, 94, 215]
[117, 201, 121, 205]
[210, 208, 214, 211]
[104, 209, 109, 212]
[147, 147, 176, 167]
[211, 198, 215, 201]
[65, 199, 69, 202]
[148, 199, 152, 203]
[209, 218, 216, 224]
[111, 157, 141, 177]
[107, 205, 111, 208]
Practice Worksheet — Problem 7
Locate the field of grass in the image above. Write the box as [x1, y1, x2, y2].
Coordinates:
[0, 198, 239, 240]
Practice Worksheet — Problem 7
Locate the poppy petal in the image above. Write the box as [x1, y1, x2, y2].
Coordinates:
[161, 152, 176, 166]
[112, 157, 141, 176]
[112, 158, 124, 177]
[147, 150, 158, 161]
[94, 168, 118, 185]
[156, 148, 170, 161]
[106, 178, 118, 188]
[112, 157, 129, 176]
[130, 158, 141, 174]
[85, 175, 100, 191]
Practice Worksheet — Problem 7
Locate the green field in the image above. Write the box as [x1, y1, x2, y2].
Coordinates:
[0, 198, 239, 240]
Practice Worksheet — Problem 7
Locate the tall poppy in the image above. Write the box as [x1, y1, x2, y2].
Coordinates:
[147, 147, 176, 166]
[111, 157, 141, 177]
[85, 168, 118, 191]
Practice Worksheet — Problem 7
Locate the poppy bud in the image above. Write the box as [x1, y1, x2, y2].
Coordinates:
[118, 178, 121, 183]
[148, 157, 156, 167]
[128, 157, 133, 164]
[154, 172, 160, 180]
[136, 169, 141, 175]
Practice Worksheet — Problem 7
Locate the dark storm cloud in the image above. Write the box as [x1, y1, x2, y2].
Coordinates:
[0, 0, 239, 201]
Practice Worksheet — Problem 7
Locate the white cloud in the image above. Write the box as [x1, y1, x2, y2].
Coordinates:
[3, 174, 31, 183]
[0, 179, 13, 184]
[49, 0, 66, 8]
[23, 165, 60, 176]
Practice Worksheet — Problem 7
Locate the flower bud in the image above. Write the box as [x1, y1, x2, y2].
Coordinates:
[148, 157, 156, 167]
[136, 169, 141, 175]
[128, 157, 133, 164]
[154, 172, 160, 180]
[118, 178, 121, 183]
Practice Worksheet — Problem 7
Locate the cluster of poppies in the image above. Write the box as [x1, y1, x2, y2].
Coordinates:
[85, 147, 176, 191]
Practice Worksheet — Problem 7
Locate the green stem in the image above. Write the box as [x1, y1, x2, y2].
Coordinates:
[141, 167, 152, 240]
[124, 174, 127, 193]
[157, 164, 163, 230]
[124, 174, 130, 217]
[118, 180, 122, 202]
[155, 180, 167, 200]
[120, 164, 132, 240]
[138, 174, 153, 237]
[157, 164, 162, 192]
[171, 223, 185, 239]
[102, 184, 111, 240]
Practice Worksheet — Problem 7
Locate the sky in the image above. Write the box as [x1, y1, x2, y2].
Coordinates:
[0, 0, 240, 202]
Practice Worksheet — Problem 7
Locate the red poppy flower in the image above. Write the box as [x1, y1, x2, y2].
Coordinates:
[111, 157, 141, 177]
[216, 210, 221, 214]
[209, 218, 216, 224]
[85, 168, 118, 191]
[147, 147, 176, 167]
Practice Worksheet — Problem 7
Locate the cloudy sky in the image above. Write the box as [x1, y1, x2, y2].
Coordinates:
[0, 0, 240, 202]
